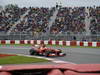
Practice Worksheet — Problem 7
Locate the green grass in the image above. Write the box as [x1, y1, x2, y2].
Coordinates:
[0, 56, 49, 65]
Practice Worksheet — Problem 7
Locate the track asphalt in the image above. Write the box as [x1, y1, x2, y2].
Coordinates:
[0, 46, 100, 64]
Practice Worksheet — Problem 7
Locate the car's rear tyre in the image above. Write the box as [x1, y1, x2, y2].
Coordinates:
[44, 51, 50, 57]
[29, 49, 37, 55]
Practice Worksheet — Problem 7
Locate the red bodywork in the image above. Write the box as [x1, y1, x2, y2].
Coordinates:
[37, 48, 65, 56]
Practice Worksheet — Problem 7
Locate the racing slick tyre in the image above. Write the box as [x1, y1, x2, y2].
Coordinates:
[29, 49, 37, 55]
[44, 51, 51, 57]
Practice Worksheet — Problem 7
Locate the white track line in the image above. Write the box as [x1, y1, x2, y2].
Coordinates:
[52, 60, 76, 64]
[0, 66, 2, 69]
[17, 54, 56, 61]
[17, 54, 76, 64]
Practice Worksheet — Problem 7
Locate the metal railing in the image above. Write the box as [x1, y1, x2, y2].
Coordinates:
[0, 32, 100, 41]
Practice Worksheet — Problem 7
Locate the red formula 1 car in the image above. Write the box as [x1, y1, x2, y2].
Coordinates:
[29, 47, 66, 57]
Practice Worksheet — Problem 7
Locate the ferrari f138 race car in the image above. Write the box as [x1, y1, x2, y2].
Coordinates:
[29, 44, 66, 57]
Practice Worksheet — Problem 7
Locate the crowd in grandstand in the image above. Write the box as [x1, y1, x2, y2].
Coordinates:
[12, 7, 54, 34]
[0, 4, 27, 33]
[89, 6, 100, 34]
[51, 7, 86, 34]
[0, 4, 100, 35]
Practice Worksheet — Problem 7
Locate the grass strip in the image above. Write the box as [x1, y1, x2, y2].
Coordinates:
[0, 55, 49, 65]
[0, 44, 100, 48]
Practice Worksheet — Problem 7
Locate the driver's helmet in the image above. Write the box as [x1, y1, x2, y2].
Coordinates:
[34, 44, 39, 48]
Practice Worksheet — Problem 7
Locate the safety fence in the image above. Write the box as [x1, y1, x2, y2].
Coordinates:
[0, 40, 100, 47]
[0, 33, 100, 41]
[0, 64, 100, 75]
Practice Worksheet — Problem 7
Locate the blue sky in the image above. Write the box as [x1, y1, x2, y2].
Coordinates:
[0, 0, 100, 7]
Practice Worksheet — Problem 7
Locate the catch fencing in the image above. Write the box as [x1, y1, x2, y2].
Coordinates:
[0, 33, 100, 41]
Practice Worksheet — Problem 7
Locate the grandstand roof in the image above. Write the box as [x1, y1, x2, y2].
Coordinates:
[1, 0, 100, 7]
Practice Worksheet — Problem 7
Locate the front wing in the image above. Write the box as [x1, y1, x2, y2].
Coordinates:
[47, 53, 66, 57]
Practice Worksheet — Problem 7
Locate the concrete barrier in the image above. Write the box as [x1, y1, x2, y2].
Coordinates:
[0, 64, 100, 75]
[0, 40, 100, 47]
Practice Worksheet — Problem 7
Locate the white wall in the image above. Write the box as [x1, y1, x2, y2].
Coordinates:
[0, 0, 100, 7]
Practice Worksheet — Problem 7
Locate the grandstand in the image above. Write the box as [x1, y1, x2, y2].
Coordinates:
[0, 0, 100, 41]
